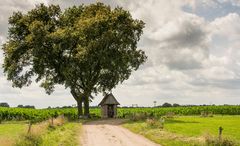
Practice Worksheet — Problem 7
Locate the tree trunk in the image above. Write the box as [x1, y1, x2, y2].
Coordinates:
[83, 93, 90, 118]
[77, 98, 83, 118]
[71, 89, 83, 119]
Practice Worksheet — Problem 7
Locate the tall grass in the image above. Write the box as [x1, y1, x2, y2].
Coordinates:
[16, 116, 67, 146]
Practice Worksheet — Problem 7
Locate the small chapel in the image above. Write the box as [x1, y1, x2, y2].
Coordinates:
[98, 93, 120, 118]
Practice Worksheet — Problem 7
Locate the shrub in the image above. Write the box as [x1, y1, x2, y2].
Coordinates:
[159, 117, 165, 129]
[16, 134, 42, 146]
[48, 115, 66, 129]
[128, 113, 147, 121]
[146, 118, 156, 126]
[146, 118, 164, 129]
[165, 112, 175, 118]
[201, 111, 214, 117]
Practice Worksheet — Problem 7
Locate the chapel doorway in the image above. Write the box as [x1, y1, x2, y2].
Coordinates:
[107, 105, 114, 118]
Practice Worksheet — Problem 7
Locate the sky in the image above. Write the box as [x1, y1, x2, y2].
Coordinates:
[1, 0, 240, 108]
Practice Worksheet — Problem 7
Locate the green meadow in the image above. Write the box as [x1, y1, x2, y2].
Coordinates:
[123, 116, 240, 146]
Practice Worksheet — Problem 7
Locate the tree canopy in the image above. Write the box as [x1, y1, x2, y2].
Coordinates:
[2, 3, 147, 117]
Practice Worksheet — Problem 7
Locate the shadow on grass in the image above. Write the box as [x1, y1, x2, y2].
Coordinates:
[83, 118, 128, 126]
[165, 119, 199, 124]
[1, 121, 29, 124]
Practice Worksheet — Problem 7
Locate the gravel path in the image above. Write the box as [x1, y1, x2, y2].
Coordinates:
[81, 119, 160, 146]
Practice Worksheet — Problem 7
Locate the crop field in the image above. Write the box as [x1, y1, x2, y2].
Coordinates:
[1, 105, 240, 122]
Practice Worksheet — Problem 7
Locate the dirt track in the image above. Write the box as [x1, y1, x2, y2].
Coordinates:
[81, 119, 160, 146]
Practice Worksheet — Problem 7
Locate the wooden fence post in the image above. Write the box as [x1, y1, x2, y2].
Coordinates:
[219, 126, 223, 141]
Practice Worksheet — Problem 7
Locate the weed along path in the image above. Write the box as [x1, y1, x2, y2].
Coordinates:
[81, 119, 160, 146]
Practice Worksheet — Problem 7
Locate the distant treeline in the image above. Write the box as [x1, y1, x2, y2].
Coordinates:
[0, 102, 76, 109]
[17, 105, 35, 109]
[0, 103, 35, 109]
[118, 103, 238, 108]
[0, 102, 9, 107]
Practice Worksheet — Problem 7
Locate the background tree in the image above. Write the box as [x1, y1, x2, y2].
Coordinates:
[162, 102, 172, 107]
[2, 3, 146, 117]
[17, 105, 24, 108]
[0, 103, 10, 107]
[173, 103, 180, 107]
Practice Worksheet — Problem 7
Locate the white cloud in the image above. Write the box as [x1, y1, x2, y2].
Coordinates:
[118, 0, 210, 71]
[211, 13, 240, 37]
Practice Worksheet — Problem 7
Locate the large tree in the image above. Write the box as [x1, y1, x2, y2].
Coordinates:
[2, 3, 147, 117]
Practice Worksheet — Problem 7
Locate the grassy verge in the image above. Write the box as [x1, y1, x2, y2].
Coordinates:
[123, 115, 240, 146]
[0, 121, 28, 146]
[164, 116, 240, 141]
[40, 122, 82, 146]
[16, 117, 82, 146]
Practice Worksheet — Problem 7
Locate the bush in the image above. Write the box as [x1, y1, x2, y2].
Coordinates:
[165, 112, 175, 118]
[16, 133, 42, 146]
[201, 111, 214, 117]
[48, 115, 66, 129]
[128, 113, 147, 121]
[146, 118, 164, 129]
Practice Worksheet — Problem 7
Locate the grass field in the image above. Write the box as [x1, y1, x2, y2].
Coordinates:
[123, 115, 240, 146]
[0, 121, 28, 146]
